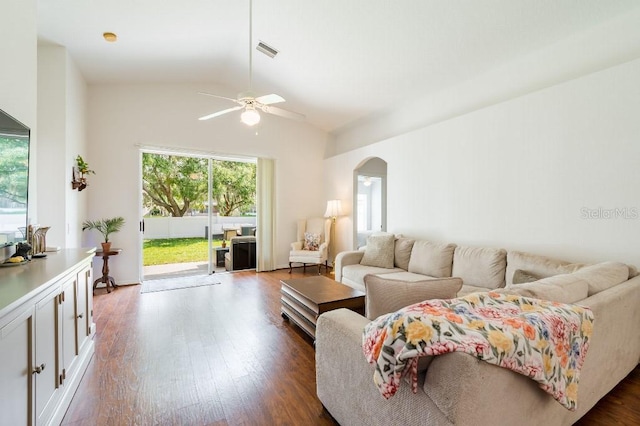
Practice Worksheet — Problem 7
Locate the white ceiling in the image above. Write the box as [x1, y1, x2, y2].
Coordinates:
[37, 0, 640, 132]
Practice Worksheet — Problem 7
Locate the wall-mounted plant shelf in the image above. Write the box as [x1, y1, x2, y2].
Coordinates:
[72, 155, 94, 191]
[72, 167, 87, 191]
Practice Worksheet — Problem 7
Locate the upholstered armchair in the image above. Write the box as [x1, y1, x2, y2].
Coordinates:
[289, 217, 330, 274]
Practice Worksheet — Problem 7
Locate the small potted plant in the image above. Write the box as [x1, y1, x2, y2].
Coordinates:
[75, 155, 95, 177]
[72, 155, 95, 191]
[82, 217, 125, 252]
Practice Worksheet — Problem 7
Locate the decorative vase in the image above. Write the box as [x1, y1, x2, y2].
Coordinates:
[221, 240, 227, 248]
[32, 226, 51, 255]
[101, 242, 112, 253]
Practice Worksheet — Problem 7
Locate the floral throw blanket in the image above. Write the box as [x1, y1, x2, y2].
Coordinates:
[362, 292, 594, 410]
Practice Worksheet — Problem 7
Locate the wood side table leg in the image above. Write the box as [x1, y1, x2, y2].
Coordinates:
[93, 254, 118, 294]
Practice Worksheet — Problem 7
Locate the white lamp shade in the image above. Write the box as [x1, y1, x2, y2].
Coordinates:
[324, 199, 343, 218]
[241, 108, 261, 126]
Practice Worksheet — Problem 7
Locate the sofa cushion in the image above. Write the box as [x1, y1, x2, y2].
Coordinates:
[374, 271, 436, 282]
[628, 264, 639, 278]
[360, 233, 395, 269]
[570, 261, 630, 296]
[496, 278, 588, 304]
[289, 249, 324, 259]
[364, 274, 463, 320]
[342, 264, 403, 287]
[457, 284, 491, 297]
[451, 246, 507, 289]
[407, 240, 456, 278]
[512, 269, 541, 284]
[394, 237, 415, 270]
[506, 251, 583, 286]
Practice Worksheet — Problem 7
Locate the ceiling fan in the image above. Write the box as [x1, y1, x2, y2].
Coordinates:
[198, 0, 304, 126]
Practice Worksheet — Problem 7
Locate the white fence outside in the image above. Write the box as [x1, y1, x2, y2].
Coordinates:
[143, 216, 257, 239]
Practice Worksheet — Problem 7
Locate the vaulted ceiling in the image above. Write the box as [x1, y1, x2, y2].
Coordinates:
[37, 0, 640, 132]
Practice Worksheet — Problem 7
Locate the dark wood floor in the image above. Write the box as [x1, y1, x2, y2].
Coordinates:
[62, 270, 639, 425]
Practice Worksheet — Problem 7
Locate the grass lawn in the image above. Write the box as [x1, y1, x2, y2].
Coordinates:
[143, 238, 223, 266]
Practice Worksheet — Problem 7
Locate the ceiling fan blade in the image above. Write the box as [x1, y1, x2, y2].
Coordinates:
[198, 106, 243, 121]
[255, 93, 285, 105]
[262, 105, 305, 121]
[198, 92, 239, 103]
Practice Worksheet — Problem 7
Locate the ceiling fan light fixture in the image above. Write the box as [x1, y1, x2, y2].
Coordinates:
[241, 108, 261, 126]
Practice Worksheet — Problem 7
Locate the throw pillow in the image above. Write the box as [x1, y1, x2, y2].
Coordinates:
[570, 261, 630, 296]
[407, 240, 457, 278]
[505, 251, 584, 286]
[629, 264, 639, 278]
[451, 245, 507, 289]
[512, 269, 541, 284]
[360, 233, 395, 269]
[364, 274, 463, 320]
[496, 278, 588, 304]
[394, 237, 415, 270]
[303, 232, 320, 251]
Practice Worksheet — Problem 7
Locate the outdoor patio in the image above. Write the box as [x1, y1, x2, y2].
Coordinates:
[143, 261, 226, 280]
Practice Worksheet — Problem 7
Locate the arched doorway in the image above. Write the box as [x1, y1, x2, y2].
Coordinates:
[353, 157, 387, 249]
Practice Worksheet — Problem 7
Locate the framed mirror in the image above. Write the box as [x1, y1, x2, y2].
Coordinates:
[0, 109, 30, 248]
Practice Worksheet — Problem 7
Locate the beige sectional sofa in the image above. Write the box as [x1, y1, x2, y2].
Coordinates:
[318, 234, 640, 425]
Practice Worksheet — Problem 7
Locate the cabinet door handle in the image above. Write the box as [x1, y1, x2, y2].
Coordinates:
[78, 313, 84, 319]
[32, 363, 46, 374]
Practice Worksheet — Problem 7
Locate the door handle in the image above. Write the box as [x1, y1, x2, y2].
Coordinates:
[32, 363, 46, 374]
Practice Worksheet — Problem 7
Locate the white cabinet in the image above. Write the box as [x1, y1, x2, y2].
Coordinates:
[60, 274, 79, 385]
[35, 286, 62, 425]
[76, 265, 93, 354]
[0, 249, 96, 426]
[0, 305, 33, 425]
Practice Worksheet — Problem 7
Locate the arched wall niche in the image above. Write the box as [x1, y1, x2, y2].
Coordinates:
[353, 157, 387, 249]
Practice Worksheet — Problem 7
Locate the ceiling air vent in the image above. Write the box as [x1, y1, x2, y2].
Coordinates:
[256, 41, 278, 58]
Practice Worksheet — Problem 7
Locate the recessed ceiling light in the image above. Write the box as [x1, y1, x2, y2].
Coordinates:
[103, 32, 117, 42]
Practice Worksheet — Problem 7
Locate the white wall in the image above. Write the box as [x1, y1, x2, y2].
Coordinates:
[0, 0, 37, 128]
[324, 57, 640, 267]
[0, 0, 37, 261]
[37, 46, 66, 248]
[37, 45, 88, 249]
[86, 84, 329, 283]
[330, 7, 640, 156]
[65, 55, 88, 248]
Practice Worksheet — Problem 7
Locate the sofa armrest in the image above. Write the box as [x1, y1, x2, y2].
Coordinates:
[316, 310, 566, 426]
[316, 309, 452, 426]
[291, 241, 302, 250]
[335, 250, 365, 282]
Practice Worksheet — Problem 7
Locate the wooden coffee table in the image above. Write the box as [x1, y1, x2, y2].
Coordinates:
[280, 275, 365, 339]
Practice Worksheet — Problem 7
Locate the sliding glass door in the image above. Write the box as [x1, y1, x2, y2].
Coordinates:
[139, 150, 256, 281]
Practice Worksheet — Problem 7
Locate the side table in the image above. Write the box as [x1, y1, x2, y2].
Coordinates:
[215, 246, 230, 267]
[93, 248, 122, 293]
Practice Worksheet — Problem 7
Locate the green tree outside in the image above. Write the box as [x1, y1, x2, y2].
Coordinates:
[142, 153, 256, 217]
[212, 160, 256, 216]
[142, 154, 208, 217]
[0, 136, 29, 206]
